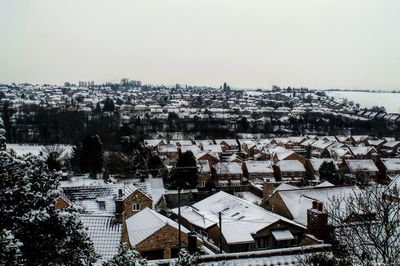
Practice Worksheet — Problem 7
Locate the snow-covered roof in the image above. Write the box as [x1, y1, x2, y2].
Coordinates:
[198, 160, 211, 173]
[345, 159, 379, 172]
[388, 175, 400, 191]
[194, 139, 214, 146]
[180, 145, 202, 155]
[315, 181, 335, 188]
[144, 139, 166, 147]
[309, 158, 338, 171]
[80, 215, 122, 263]
[170, 140, 193, 146]
[176, 191, 305, 244]
[213, 162, 243, 175]
[61, 177, 156, 212]
[383, 141, 400, 148]
[244, 160, 274, 174]
[197, 246, 324, 266]
[311, 140, 334, 150]
[273, 183, 300, 193]
[195, 151, 220, 161]
[349, 146, 376, 156]
[276, 160, 305, 172]
[275, 185, 361, 225]
[159, 144, 178, 153]
[274, 150, 295, 161]
[202, 145, 223, 154]
[215, 139, 238, 147]
[381, 158, 400, 171]
[125, 207, 189, 246]
[351, 135, 369, 143]
[367, 139, 385, 146]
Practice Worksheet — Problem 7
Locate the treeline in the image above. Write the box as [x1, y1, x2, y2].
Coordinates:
[2, 107, 400, 148]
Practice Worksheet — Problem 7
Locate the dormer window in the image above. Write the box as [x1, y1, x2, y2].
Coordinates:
[132, 203, 140, 211]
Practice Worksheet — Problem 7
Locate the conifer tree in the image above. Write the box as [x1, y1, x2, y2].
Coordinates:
[0, 151, 97, 265]
[80, 134, 104, 176]
[102, 243, 147, 266]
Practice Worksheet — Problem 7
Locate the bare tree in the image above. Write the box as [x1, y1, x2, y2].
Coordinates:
[327, 185, 400, 265]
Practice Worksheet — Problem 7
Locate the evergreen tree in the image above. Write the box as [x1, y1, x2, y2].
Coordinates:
[80, 134, 104, 176]
[102, 243, 147, 266]
[175, 249, 199, 266]
[319, 161, 338, 183]
[0, 117, 6, 150]
[168, 151, 198, 190]
[103, 98, 115, 112]
[93, 102, 102, 114]
[0, 151, 97, 265]
[305, 145, 312, 159]
[70, 144, 82, 172]
[0, 229, 23, 266]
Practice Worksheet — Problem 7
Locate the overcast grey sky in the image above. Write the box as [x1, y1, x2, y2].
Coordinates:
[0, 0, 399, 89]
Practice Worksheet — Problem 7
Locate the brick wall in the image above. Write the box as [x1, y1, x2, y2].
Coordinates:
[54, 196, 70, 209]
[123, 190, 153, 220]
[135, 224, 190, 259]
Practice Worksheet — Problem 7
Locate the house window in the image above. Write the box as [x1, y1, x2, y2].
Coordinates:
[201, 180, 207, 187]
[98, 201, 106, 211]
[132, 203, 140, 211]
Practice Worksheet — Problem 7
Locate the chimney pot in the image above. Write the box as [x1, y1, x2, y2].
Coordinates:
[317, 202, 323, 212]
[312, 201, 318, 209]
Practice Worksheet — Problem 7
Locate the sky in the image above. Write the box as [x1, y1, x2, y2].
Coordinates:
[0, 0, 399, 90]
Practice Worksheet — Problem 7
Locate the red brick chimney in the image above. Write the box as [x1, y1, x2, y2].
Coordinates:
[115, 188, 125, 223]
[307, 200, 329, 242]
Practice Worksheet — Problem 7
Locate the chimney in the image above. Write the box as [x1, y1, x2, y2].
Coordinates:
[312, 200, 318, 209]
[188, 232, 197, 254]
[263, 180, 274, 198]
[307, 201, 329, 242]
[115, 189, 125, 223]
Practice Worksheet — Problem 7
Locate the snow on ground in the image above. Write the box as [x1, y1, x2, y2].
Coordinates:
[7, 144, 74, 157]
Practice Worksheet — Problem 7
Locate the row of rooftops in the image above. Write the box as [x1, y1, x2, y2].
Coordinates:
[1, 84, 399, 126]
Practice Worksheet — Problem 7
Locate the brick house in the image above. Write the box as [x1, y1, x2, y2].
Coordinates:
[366, 139, 386, 151]
[195, 151, 220, 166]
[116, 184, 153, 221]
[340, 159, 379, 184]
[350, 135, 370, 145]
[273, 160, 306, 182]
[177, 191, 305, 253]
[125, 208, 200, 259]
[272, 150, 307, 166]
[197, 160, 211, 187]
[213, 162, 243, 186]
[215, 139, 239, 152]
[242, 160, 274, 181]
[348, 146, 378, 159]
[158, 144, 179, 161]
[306, 158, 338, 181]
[54, 193, 71, 209]
[376, 158, 400, 180]
[144, 139, 166, 152]
[262, 185, 361, 227]
[382, 141, 400, 154]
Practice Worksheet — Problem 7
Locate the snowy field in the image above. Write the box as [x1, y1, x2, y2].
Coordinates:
[7, 144, 74, 158]
[327, 91, 400, 113]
